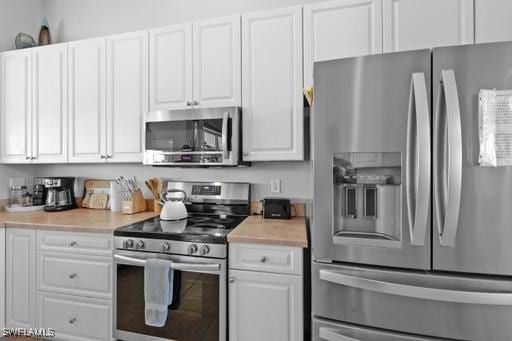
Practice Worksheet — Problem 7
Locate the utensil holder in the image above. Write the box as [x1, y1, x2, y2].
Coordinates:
[121, 189, 147, 214]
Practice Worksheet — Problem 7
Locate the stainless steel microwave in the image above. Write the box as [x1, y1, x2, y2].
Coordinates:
[144, 106, 246, 167]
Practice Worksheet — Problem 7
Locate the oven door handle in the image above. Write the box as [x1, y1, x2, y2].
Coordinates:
[114, 254, 221, 272]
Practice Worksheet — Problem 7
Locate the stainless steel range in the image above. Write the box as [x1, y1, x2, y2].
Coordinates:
[113, 181, 250, 341]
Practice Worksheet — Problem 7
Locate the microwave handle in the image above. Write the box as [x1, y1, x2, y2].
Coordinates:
[114, 254, 221, 272]
[222, 112, 229, 160]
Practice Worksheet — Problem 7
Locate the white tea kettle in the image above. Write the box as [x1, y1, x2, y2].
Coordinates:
[159, 189, 188, 221]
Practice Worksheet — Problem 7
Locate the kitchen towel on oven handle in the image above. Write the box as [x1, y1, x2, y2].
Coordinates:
[144, 258, 174, 327]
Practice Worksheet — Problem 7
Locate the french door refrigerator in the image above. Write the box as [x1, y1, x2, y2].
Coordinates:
[312, 41, 512, 341]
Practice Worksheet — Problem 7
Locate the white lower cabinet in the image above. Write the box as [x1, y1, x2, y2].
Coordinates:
[0, 227, 5, 329]
[5, 228, 113, 341]
[5, 228, 36, 329]
[37, 292, 112, 341]
[229, 243, 304, 341]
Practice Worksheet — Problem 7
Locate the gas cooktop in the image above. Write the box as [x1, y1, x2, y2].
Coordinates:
[114, 213, 247, 244]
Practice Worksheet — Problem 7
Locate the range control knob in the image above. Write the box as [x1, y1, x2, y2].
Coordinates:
[162, 242, 171, 252]
[136, 240, 145, 249]
[187, 244, 198, 255]
[199, 245, 210, 256]
[123, 239, 134, 249]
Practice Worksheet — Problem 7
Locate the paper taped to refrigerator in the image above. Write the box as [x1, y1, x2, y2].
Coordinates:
[479, 89, 512, 167]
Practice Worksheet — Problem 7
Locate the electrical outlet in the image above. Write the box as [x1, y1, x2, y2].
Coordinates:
[270, 179, 281, 193]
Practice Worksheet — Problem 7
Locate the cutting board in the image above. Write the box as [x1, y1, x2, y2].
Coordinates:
[82, 179, 112, 209]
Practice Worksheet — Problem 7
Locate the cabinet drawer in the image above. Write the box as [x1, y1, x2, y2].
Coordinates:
[37, 252, 112, 299]
[37, 230, 113, 256]
[229, 243, 302, 275]
[37, 292, 111, 341]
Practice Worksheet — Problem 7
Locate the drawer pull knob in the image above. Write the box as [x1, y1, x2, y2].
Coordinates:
[69, 273, 77, 279]
[260, 256, 267, 263]
[70, 241, 77, 247]
[229, 277, 235, 283]
[69, 318, 77, 324]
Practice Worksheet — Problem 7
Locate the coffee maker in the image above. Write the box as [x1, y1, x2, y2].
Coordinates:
[38, 177, 77, 212]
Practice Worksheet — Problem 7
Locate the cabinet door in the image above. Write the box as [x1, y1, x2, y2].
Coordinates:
[303, 0, 383, 89]
[229, 269, 303, 341]
[106, 31, 148, 163]
[32, 44, 68, 163]
[0, 227, 5, 329]
[242, 7, 304, 161]
[68, 38, 107, 163]
[475, 0, 512, 43]
[149, 24, 193, 110]
[383, 0, 474, 52]
[6, 228, 36, 329]
[0, 50, 32, 163]
[193, 15, 241, 108]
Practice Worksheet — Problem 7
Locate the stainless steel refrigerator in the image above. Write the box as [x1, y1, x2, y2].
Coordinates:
[312, 41, 512, 341]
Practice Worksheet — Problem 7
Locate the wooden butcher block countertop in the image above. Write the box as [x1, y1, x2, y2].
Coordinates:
[227, 216, 308, 248]
[0, 208, 159, 233]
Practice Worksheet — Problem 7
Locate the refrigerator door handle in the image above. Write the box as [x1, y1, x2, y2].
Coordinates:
[434, 70, 462, 247]
[406, 73, 431, 246]
[319, 327, 360, 341]
[319, 269, 512, 305]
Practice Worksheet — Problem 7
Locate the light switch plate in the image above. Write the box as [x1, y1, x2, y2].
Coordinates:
[270, 179, 281, 193]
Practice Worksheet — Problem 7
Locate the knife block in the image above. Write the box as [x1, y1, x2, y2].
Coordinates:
[121, 189, 147, 214]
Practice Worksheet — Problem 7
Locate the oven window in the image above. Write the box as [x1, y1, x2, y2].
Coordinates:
[146, 119, 227, 153]
[117, 264, 219, 341]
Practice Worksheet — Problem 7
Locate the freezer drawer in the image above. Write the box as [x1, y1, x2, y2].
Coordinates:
[312, 262, 512, 341]
[313, 317, 449, 341]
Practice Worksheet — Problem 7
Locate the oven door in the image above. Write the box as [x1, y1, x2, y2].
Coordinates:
[144, 107, 240, 166]
[114, 250, 226, 341]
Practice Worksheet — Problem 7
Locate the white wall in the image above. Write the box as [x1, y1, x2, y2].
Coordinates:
[0, 0, 42, 52]
[0, 0, 41, 198]
[31, 0, 317, 200]
[42, 0, 327, 43]
[35, 162, 312, 200]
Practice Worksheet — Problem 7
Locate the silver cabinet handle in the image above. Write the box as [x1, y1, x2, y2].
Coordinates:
[319, 327, 360, 341]
[186, 101, 192, 106]
[229, 277, 235, 283]
[319, 269, 512, 305]
[192, 100, 199, 105]
[242, 152, 248, 157]
[100, 155, 106, 159]
[405, 72, 431, 246]
[69, 241, 77, 247]
[25, 156, 30, 160]
[30, 156, 36, 160]
[434, 70, 462, 247]
[221, 111, 229, 160]
[260, 256, 267, 263]
[69, 318, 76, 324]
[69, 273, 77, 279]
[106, 155, 112, 159]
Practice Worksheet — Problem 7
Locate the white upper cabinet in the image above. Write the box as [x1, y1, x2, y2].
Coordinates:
[68, 37, 107, 163]
[242, 6, 304, 161]
[106, 31, 148, 163]
[383, 0, 474, 52]
[149, 24, 193, 110]
[193, 15, 241, 108]
[303, 0, 383, 88]
[1, 50, 32, 163]
[475, 0, 512, 43]
[32, 44, 68, 163]
[150, 17, 241, 111]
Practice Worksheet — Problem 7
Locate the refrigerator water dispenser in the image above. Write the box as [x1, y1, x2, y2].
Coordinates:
[333, 152, 401, 248]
